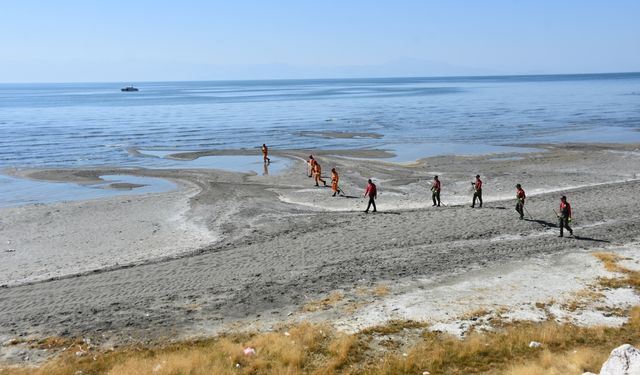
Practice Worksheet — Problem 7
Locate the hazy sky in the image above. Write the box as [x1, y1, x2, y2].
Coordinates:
[2, 0, 639, 82]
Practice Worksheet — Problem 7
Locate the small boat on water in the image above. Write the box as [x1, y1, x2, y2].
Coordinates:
[121, 86, 139, 92]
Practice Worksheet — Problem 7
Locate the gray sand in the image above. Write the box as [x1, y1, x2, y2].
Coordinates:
[1, 143, 640, 349]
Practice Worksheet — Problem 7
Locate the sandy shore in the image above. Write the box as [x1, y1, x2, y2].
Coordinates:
[1, 143, 640, 359]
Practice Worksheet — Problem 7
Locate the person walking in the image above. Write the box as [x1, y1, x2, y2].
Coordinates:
[471, 175, 483, 208]
[331, 168, 343, 197]
[515, 184, 526, 219]
[261, 144, 271, 164]
[557, 195, 574, 237]
[363, 179, 377, 213]
[431, 175, 441, 207]
[313, 162, 326, 187]
[307, 155, 316, 178]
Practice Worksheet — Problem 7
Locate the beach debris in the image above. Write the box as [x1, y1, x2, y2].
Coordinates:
[153, 363, 162, 373]
[243, 347, 256, 356]
[235, 363, 241, 368]
[2, 338, 18, 346]
[528, 341, 542, 348]
[598, 344, 640, 375]
[284, 331, 290, 336]
[422, 372, 431, 375]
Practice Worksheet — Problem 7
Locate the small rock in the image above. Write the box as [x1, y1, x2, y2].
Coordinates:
[529, 341, 542, 348]
[599, 344, 640, 375]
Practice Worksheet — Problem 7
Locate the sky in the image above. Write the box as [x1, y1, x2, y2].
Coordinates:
[1, 0, 639, 82]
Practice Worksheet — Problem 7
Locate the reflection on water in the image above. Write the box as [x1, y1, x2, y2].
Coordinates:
[0, 174, 176, 208]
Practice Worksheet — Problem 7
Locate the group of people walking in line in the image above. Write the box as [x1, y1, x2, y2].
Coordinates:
[263, 145, 574, 237]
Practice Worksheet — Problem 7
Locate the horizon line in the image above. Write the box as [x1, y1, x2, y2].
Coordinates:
[1, 70, 639, 85]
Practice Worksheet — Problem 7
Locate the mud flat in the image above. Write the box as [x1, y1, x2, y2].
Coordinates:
[1, 143, 640, 363]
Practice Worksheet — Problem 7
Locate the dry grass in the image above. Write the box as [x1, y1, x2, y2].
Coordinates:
[562, 289, 605, 312]
[593, 252, 626, 273]
[593, 252, 640, 292]
[503, 347, 608, 375]
[461, 307, 491, 321]
[4, 311, 640, 375]
[302, 292, 345, 312]
[3, 252, 640, 375]
[372, 285, 391, 298]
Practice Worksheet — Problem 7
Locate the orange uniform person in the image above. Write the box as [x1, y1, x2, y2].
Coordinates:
[307, 155, 316, 177]
[261, 144, 271, 163]
[331, 168, 343, 197]
[313, 162, 326, 187]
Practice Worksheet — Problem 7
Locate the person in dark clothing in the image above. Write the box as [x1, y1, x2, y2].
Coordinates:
[364, 179, 377, 213]
[471, 175, 483, 208]
[431, 175, 441, 207]
[515, 184, 526, 220]
[558, 195, 574, 237]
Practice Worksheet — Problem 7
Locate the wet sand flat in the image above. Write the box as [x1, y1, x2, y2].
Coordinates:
[1, 143, 640, 346]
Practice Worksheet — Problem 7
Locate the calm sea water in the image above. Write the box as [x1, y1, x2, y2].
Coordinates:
[1, 73, 640, 170]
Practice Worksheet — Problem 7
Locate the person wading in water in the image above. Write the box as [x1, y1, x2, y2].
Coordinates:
[261, 144, 271, 164]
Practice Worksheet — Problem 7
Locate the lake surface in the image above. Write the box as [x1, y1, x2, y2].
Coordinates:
[1, 73, 639, 205]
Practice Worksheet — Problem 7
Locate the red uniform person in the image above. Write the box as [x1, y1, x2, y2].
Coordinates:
[515, 184, 526, 219]
[558, 195, 574, 237]
[364, 179, 377, 213]
[431, 175, 441, 207]
[471, 175, 483, 208]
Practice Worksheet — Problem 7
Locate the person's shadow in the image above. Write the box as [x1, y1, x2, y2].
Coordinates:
[524, 218, 557, 228]
[524, 219, 610, 243]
